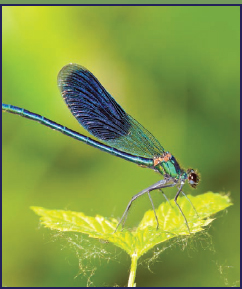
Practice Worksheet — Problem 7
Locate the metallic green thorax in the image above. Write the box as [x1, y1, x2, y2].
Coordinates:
[154, 154, 187, 180]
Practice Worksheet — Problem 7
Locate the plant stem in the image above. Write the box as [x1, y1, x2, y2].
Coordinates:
[128, 252, 139, 287]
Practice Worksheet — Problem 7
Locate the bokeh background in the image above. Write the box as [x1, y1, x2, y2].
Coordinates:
[2, 6, 240, 287]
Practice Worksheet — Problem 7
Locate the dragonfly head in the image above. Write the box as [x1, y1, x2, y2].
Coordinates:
[187, 168, 199, 188]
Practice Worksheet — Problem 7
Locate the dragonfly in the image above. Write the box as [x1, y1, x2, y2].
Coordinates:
[2, 63, 199, 233]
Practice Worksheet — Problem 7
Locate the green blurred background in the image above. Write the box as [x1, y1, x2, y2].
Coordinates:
[2, 6, 240, 287]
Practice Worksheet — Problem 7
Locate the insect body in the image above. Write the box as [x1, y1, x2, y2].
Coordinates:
[2, 64, 199, 232]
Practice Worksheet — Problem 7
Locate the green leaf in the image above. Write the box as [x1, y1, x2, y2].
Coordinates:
[31, 192, 232, 287]
[31, 192, 231, 259]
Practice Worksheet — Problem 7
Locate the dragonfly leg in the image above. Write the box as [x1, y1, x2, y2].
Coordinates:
[159, 189, 173, 208]
[114, 189, 149, 232]
[147, 192, 159, 229]
[174, 185, 190, 234]
[149, 183, 177, 229]
[181, 191, 199, 217]
[114, 179, 176, 232]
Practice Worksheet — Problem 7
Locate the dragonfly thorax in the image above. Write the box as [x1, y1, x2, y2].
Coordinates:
[153, 152, 183, 179]
[153, 153, 199, 188]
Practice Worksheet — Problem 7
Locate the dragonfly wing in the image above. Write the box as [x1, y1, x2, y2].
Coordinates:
[107, 114, 165, 157]
[58, 64, 164, 158]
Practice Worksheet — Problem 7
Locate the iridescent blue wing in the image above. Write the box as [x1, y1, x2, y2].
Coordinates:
[58, 64, 164, 158]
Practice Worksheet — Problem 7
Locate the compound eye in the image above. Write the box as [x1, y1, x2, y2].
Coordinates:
[188, 169, 199, 188]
